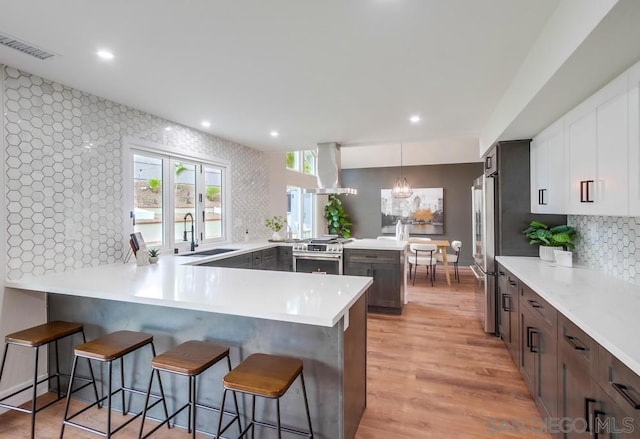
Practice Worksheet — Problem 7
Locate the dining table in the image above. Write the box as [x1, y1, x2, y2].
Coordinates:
[408, 239, 452, 286]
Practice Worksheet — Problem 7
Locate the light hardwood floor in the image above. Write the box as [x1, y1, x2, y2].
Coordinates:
[0, 267, 549, 438]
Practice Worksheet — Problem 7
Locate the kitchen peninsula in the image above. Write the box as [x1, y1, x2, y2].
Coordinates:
[6, 241, 372, 439]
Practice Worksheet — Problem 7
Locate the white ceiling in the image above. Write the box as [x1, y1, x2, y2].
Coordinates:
[0, 0, 566, 155]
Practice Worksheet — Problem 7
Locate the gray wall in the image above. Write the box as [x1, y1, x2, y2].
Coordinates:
[340, 162, 483, 265]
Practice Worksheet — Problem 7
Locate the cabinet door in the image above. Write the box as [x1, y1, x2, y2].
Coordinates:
[277, 246, 292, 271]
[530, 136, 548, 214]
[594, 77, 629, 216]
[566, 106, 597, 214]
[591, 381, 639, 438]
[558, 315, 596, 439]
[520, 306, 537, 398]
[261, 247, 278, 271]
[627, 62, 640, 215]
[537, 322, 558, 420]
[370, 262, 400, 309]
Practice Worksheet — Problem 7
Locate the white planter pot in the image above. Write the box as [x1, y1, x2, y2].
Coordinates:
[272, 231, 282, 241]
[149, 256, 159, 264]
[539, 245, 556, 262]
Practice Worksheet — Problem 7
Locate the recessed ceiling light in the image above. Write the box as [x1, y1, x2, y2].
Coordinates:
[96, 50, 114, 60]
[409, 115, 421, 124]
[164, 126, 173, 131]
[201, 121, 211, 128]
[270, 130, 279, 138]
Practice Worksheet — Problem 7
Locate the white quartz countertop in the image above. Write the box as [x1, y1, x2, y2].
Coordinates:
[344, 238, 406, 251]
[497, 256, 640, 376]
[6, 241, 372, 328]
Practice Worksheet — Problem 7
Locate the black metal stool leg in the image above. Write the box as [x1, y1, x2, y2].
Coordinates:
[251, 394, 256, 439]
[138, 367, 155, 438]
[149, 343, 170, 427]
[107, 361, 113, 439]
[80, 330, 101, 409]
[190, 375, 197, 439]
[300, 372, 314, 438]
[120, 356, 126, 416]
[55, 340, 61, 399]
[31, 346, 39, 439]
[215, 389, 228, 438]
[227, 356, 243, 434]
[60, 355, 79, 439]
[276, 398, 282, 439]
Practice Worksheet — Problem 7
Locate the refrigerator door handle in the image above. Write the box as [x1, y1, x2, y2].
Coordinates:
[469, 264, 483, 280]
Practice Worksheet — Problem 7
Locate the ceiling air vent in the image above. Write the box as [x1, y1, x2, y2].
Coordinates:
[0, 33, 55, 60]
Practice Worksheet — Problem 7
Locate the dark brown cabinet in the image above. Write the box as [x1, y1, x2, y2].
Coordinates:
[201, 253, 252, 268]
[558, 314, 597, 438]
[519, 284, 558, 420]
[344, 249, 404, 314]
[497, 265, 519, 364]
[277, 246, 292, 271]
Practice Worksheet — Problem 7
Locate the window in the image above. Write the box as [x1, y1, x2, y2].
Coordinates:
[127, 141, 228, 250]
[286, 150, 316, 175]
[287, 186, 314, 239]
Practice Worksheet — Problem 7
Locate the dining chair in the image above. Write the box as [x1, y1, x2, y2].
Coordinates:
[406, 238, 432, 279]
[409, 243, 438, 286]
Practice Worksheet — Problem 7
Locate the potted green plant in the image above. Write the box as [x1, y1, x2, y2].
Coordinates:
[265, 216, 287, 241]
[522, 221, 576, 262]
[148, 248, 160, 264]
[324, 195, 352, 238]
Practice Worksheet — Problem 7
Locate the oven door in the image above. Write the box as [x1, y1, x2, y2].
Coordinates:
[293, 255, 342, 275]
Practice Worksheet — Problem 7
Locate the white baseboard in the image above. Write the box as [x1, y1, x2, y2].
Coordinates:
[0, 373, 49, 415]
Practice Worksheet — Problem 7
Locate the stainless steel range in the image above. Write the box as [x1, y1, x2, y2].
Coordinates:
[292, 236, 352, 275]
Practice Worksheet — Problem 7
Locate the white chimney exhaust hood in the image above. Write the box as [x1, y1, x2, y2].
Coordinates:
[304, 142, 357, 195]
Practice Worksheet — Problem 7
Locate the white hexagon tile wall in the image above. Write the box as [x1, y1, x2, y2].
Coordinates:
[2, 65, 268, 280]
[568, 215, 640, 285]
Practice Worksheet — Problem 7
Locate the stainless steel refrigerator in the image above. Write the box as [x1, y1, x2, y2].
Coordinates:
[471, 140, 566, 334]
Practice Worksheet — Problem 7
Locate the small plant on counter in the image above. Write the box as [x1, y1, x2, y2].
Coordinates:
[324, 195, 352, 238]
[265, 216, 286, 232]
[523, 221, 576, 250]
[148, 248, 160, 263]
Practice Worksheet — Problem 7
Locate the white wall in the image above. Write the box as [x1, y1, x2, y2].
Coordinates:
[479, 0, 618, 156]
[340, 137, 481, 169]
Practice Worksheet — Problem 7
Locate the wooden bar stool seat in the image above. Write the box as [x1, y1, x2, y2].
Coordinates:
[139, 340, 242, 438]
[60, 330, 169, 438]
[216, 353, 313, 438]
[0, 321, 99, 439]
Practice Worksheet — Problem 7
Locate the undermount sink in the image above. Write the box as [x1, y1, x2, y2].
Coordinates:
[179, 248, 239, 257]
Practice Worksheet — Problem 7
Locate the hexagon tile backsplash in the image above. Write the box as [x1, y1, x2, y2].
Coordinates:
[2, 65, 269, 280]
[569, 215, 640, 285]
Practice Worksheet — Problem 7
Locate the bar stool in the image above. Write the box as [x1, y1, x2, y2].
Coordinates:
[139, 340, 242, 438]
[216, 353, 313, 438]
[60, 330, 169, 438]
[0, 321, 99, 439]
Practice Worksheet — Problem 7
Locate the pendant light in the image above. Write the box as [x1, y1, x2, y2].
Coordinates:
[392, 143, 413, 198]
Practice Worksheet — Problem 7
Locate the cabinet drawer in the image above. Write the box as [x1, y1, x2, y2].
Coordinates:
[521, 285, 557, 327]
[559, 313, 597, 377]
[598, 346, 640, 418]
[344, 249, 399, 265]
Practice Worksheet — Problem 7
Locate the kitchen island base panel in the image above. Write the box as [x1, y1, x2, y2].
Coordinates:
[47, 293, 367, 439]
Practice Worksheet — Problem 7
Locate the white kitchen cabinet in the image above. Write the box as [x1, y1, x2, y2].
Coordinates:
[627, 62, 640, 215]
[565, 73, 629, 216]
[530, 118, 567, 214]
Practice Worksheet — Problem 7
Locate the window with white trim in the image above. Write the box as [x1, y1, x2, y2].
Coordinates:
[127, 143, 228, 250]
[286, 150, 316, 175]
[287, 186, 314, 239]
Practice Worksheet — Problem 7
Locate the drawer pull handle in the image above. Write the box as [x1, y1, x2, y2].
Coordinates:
[584, 398, 595, 433]
[527, 299, 542, 309]
[611, 382, 640, 409]
[563, 334, 587, 351]
[526, 327, 539, 353]
[501, 293, 510, 312]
